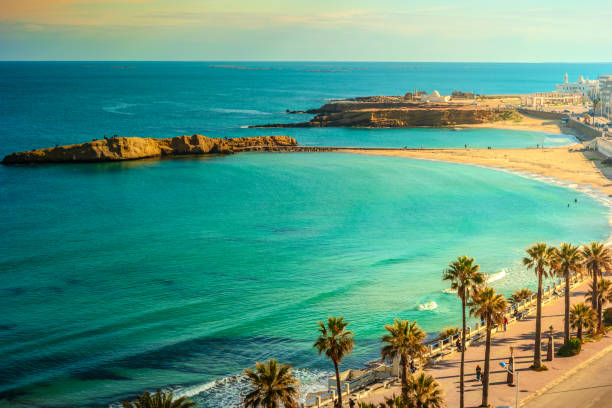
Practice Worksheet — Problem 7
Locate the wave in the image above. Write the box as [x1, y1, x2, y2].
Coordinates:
[166, 367, 329, 407]
[487, 269, 507, 283]
[102, 102, 136, 115]
[442, 288, 455, 294]
[418, 301, 438, 311]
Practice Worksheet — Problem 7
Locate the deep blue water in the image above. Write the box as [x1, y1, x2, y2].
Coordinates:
[0, 62, 611, 408]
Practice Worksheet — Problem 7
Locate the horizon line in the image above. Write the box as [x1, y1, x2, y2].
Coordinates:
[2, 60, 612, 64]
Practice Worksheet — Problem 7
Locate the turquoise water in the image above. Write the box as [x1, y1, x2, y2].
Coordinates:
[4, 61, 609, 156]
[0, 153, 608, 407]
[1, 62, 612, 407]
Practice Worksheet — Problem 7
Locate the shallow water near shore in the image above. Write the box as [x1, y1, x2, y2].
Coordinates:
[0, 152, 609, 407]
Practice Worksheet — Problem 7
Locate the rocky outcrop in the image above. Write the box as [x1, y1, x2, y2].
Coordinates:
[2, 135, 297, 164]
[255, 107, 523, 128]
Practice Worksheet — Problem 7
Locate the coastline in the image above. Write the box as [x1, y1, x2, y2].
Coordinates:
[458, 116, 572, 135]
[341, 145, 612, 196]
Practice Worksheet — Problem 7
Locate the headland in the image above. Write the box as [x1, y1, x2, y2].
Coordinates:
[250, 94, 574, 134]
[1, 135, 297, 164]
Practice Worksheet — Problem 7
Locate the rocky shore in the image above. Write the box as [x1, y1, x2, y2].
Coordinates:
[253, 98, 523, 128]
[2, 135, 298, 164]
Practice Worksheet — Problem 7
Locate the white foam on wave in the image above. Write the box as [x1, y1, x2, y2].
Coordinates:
[487, 268, 507, 283]
[102, 102, 136, 115]
[442, 288, 455, 294]
[153, 367, 332, 407]
[418, 301, 438, 311]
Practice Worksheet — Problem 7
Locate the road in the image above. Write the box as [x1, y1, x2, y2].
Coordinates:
[523, 348, 612, 408]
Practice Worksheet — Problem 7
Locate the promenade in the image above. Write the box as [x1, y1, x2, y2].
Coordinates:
[360, 278, 612, 407]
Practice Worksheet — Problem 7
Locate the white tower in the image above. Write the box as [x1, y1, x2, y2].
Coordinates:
[564, 72, 568, 84]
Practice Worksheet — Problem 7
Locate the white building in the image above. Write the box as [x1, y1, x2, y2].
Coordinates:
[522, 91, 582, 108]
[420, 90, 450, 103]
[556, 73, 599, 99]
[600, 74, 612, 119]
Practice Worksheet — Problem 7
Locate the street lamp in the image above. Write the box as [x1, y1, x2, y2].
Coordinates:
[499, 361, 519, 408]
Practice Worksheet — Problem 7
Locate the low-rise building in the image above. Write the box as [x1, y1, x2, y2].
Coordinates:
[556, 73, 599, 98]
[420, 90, 451, 103]
[522, 91, 583, 108]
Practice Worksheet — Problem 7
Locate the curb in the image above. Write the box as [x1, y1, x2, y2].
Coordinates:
[519, 339, 612, 407]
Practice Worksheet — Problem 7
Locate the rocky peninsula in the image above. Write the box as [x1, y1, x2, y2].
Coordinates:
[253, 95, 524, 128]
[2, 135, 297, 164]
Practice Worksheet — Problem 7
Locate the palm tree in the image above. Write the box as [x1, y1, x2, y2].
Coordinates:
[570, 303, 596, 343]
[406, 372, 445, 408]
[508, 288, 533, 306]
[470, 287, 507, 408]
[582, 242, 612, 332]
[522, 242, 551, 369]
[314, 317, 354, 408]
[381, 319, 426, 399]
[243, 359, 299, 408]
[438, 326, 459, 340]
[442, 255, 484, 408]
[586, 278, 612, 333]
[121, 390, 196, 408]
[550, 243, 582, 346]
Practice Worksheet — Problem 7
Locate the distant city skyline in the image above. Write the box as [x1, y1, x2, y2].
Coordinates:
[1, 0, 611, 61]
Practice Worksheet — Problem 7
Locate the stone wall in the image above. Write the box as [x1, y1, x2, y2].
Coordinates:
[517, 108, 569, 120]
[567, 119, 603, 141]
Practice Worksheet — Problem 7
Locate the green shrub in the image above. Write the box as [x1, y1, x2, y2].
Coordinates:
[604, 308, 612, 325]
[558, 338, 581, 357]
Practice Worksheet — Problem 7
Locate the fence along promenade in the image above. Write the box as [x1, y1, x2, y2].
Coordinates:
[303, 273, 588, 407]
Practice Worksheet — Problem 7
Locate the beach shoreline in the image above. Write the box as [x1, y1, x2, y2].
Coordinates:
[341, 145, 612, 196]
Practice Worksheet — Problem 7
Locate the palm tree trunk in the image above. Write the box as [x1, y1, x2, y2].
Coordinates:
[578, 324, 583, 343]
[534, 272, 543, 368]
[400, 353, 408, 399]
[482, 317, 491, 407]
[593, 267, 599, 332]
[564, 271, 570, 346]
[333, 360, 342, 408]
[460, 298, 466, 408]
[598, 298, 603, 333]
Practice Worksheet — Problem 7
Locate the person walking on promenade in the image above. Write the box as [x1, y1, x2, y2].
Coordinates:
[476, 365, 482, 382]
[349, 398, 355, 408]
[503, 316, 508, 331]
[456, 337, 462, 352]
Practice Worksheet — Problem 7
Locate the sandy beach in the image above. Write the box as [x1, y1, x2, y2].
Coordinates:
[343, 146, 612, 196]
[460, 115, 572, 135]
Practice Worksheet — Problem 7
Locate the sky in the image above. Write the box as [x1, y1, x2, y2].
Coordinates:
[1, 0, 611, 61]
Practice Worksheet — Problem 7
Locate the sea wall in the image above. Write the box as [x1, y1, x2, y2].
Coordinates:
[593, 137, 612, 158]
[2, 135, 298, 164]
[567, 119, 603, 141]
[517, 108, 569, 120]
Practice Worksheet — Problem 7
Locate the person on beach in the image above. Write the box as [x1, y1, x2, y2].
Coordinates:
[503, 316, 508, 331]
[410, 360, 416, 373]
[456, 338, 462, 352]
[476, 365, 482, 382]
[349, 398, 355, 408]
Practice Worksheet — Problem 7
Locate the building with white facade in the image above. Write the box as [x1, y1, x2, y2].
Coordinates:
[522, 91, 582, 108]
[420, 90, 451, 103]
[600, 74, 612, 119]
[556, 73, 599, 99]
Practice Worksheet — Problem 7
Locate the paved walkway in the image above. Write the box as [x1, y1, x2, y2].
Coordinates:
[523, 343, 612, 408]
[360, 279, 612, 408]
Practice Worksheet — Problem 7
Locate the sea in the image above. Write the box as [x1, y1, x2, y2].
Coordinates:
[1, 62, 612, 408]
